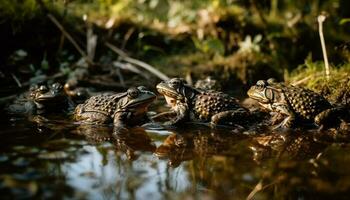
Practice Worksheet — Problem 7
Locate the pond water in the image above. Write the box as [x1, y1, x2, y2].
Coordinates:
[1, 111, 350, 199]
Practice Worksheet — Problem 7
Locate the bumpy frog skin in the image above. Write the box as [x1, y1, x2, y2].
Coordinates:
[156, 78, 249, 126]
[194, 76, 222, 91]
[74, 86, 156, 126]
[7, 82, 69, 114]
[247, 79, 347, 128]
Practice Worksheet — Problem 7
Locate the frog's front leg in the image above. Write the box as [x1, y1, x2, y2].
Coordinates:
[113, 111, 130, 127]
[211, 108, 249, 126]
[273, 104, 295, 128]
[164, 103, 189, 126]
[114, 111, 150, 127]
[270, 112, 284, 125]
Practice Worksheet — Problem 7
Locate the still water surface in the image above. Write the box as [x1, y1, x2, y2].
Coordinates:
[1, 113, 350, 199]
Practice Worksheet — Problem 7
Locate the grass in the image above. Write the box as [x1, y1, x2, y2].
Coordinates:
[286, 56, 350, 104]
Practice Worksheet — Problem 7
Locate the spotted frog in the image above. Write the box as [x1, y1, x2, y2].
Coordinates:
[194, 76, 222, 91]
[7, 82, 70, 114]
[156, 78, 249, 126]
[247, 79, 347, 128]
[74, 86, 156, 126]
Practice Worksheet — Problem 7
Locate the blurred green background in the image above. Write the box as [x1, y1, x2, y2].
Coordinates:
[0, 0, 350, 89]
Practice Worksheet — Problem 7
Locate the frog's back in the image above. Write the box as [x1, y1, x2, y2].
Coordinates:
[283, 86, 332, 120]
[193, 91, 241, 120]
[82, 94, 122, 116]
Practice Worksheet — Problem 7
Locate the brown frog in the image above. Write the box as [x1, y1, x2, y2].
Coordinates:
[7, 82, 70, 115]
[194, 76, 222, 91]
[247, 79, 348, 129]
[156, 78, 249, 126]
[64, 67, 91, 103]
[74, 86, 156, 127]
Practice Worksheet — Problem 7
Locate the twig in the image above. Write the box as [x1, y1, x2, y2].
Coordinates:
[247, 180, 263, 200]
[0, 94, 17, 106]
[123, 56, 169, 81]
[113, 61, 142, 74]
[47, 14, 91, 64]
[290, 72, 323, 86]
[11, 73, 22, 88]
[246, 176, 284, 200]
[35, 0, 92, 64]
[105, 42, 169, 81]
[318, 14, 330, 80]
[115, 67, 125, 86]
[87, 24, 98, 61]
[105, 42, 128, 57]
[121, 27, 135, 50]
[112, 61, 150, 80]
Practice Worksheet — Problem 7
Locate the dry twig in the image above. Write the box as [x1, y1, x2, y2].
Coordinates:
[247, 180, 263, 200]
[105, 42, 169, 81]
[290, 72, 323, 86]
[47, 14, 92, 64]
[246, 176, 284, 200]
[11, 73, 22, 88]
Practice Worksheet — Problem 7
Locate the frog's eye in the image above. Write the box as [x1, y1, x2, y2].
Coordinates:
[267, 78, 276, 84]
[127, 88, 139, 98]
[169, 78, 183, 88]
[39, 85, 48, 92]
[137, 86, 147, 91]
[30, 85, 38, 91]
[265, 88, 274, 101]
[52, 83, 63, 91]
[256, 80, 268, 87]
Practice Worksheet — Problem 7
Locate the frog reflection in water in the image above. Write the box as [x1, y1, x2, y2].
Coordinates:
[249, 132, 326, 163]
[156, 78, 250, 126]
[247, 79, 348, 129]
[7, 82, 70, 115]
[74, 86, 156, 127]
[75, 125, 156, 161]
[155, 131, 247, 167]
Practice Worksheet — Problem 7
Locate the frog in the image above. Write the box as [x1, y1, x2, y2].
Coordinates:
[64, 67, 91, 103]
[247, 78, 348, 129]
[7, 82, 70, 115]
[74, 86, 156, 127]
[155, 78, 250, 126]
[194, 76, 222, 91]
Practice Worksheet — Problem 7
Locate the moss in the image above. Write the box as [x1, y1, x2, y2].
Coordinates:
[287, 59, 350, 105]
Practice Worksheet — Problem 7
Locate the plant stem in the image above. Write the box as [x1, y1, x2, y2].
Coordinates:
[318, 14, 330, 80]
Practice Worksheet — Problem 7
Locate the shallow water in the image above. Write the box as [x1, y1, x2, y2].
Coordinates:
[1, 112, 350, 199]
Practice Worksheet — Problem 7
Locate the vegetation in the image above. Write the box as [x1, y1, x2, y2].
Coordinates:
[1, 1, 350, 199]
[287, 58, 350, 105]
[1, 0, 350, 93]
